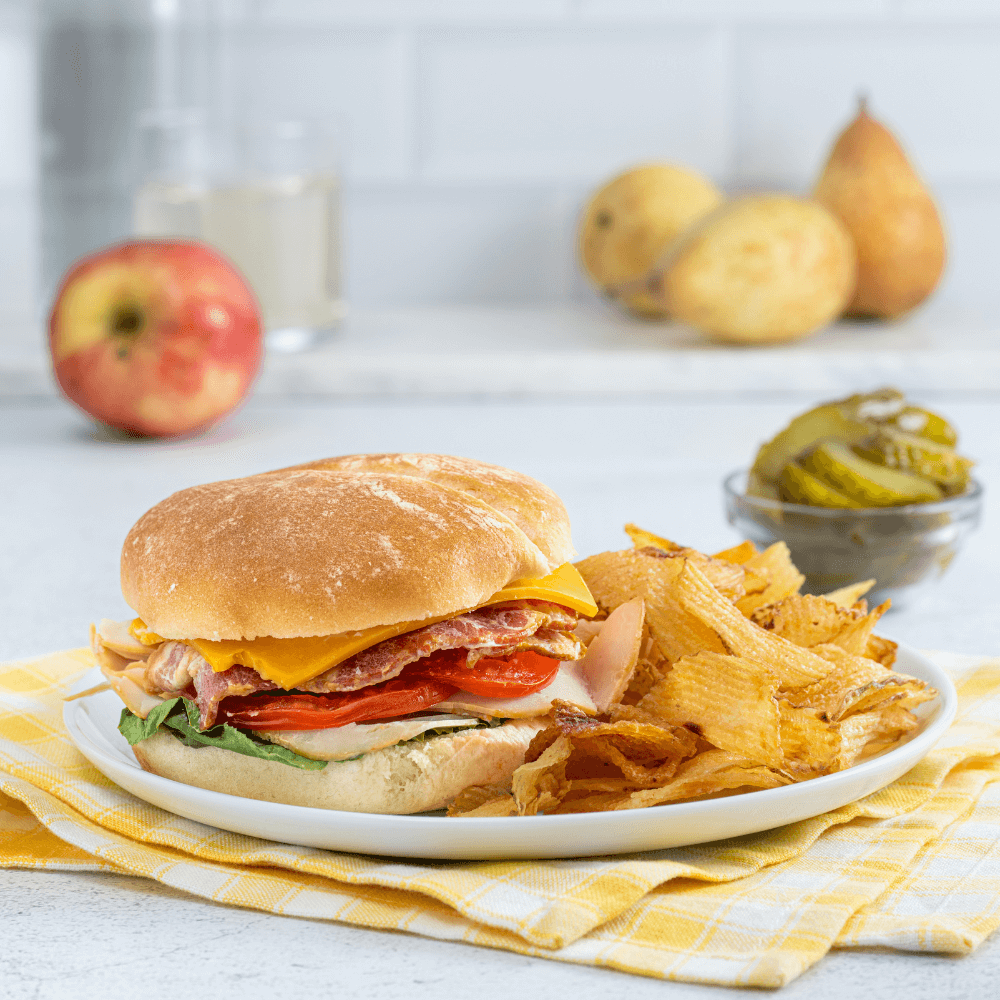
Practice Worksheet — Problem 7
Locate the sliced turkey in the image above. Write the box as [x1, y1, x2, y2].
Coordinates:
[255, 714, 483, 761]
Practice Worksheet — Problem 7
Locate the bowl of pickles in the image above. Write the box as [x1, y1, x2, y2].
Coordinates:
[724, 389, 982, 610]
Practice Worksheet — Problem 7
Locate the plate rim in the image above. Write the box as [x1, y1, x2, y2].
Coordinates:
[63, 644, 957, 858]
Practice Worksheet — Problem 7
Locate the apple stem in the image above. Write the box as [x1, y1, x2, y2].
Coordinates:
[110, 304, 145, 339]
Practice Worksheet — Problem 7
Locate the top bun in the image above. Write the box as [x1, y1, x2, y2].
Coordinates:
[278, 452, 574, 568]
[121, 455, 576, 641]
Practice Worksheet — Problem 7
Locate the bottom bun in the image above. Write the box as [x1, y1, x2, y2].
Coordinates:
[132, 719, 544, 814]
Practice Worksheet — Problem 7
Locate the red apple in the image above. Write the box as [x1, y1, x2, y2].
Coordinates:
[49, 239, 264, 437]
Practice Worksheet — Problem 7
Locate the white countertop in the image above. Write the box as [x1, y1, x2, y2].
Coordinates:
[2, 390, 999, 997]
[5, 302, 1000, 398]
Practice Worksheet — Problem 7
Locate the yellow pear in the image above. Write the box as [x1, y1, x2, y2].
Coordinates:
[813, 98, 946, 319]
[578, 164, 722, 318]
[654, 194, 857, 344]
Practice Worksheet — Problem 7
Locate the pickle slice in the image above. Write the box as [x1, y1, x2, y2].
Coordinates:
[750, 404, 876, 484]
[855, 429, 973, 496]
[801, 440, 944, 506]
[779, 461, 863, 508]
[891, 407, 958, 447]
[845, 387, 906, 422]
[746, 468, 780, 500]
[844, 388, 957, 446]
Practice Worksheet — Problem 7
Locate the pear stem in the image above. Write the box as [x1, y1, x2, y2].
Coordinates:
[857, 92, 870, 116]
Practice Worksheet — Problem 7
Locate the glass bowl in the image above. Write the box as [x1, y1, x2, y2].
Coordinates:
[723, 470, 984, 612]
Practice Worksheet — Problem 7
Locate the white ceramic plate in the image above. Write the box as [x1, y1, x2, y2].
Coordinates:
[64, 645, 956, 860]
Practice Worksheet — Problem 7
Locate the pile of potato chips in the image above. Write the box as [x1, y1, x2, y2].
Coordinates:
[449, 526, 936, 818]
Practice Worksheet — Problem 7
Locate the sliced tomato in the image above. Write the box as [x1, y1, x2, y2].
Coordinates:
[216, 675, 457, 731]
[216, 649, 565, 731]
[418, 649, 561, 697]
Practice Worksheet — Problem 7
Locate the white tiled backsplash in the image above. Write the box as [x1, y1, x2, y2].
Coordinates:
[4, 0, 1000, 344]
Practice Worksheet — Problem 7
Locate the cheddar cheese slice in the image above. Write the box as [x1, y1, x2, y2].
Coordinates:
[130, 562, 597, 690]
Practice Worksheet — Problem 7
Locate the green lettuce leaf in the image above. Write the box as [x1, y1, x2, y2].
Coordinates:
[118, 698, 182, 744]
[118, 699, 327, 771]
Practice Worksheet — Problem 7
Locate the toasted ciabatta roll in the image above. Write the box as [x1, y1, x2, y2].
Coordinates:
[96, 454, 610, 814]
[132, 719, 544, 814]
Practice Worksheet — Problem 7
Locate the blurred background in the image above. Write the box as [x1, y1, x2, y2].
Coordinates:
[2, 0, 999, 655]
[3, 0, 1000, 352]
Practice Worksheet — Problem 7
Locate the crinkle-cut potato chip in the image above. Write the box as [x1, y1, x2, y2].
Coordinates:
[788, 644, 934, 721]
[734, 542, 805, 616]
[576, 548, 680, 612]
[512, 702, 699, 815]
[823, 579, 876, 609]
[697, 558, 746, 602]
[549, 702, 697, 780]
[835, 705, 921, 770]
[512, 735, 574, 816]
[622, 524, 748, 602]
[782, 649, 892, 720]
[619, 650, 665, 705]
[750, 592, 891, 660]
[617, 631, 667, 706]
[674, 562, 834, 688]
[620, 750, 791, 810]
[624, 523, 685, 553]
[634, 550, 745, 604]
[751, 593, 859, 648]
[645, 600, 729, 667]
[576, 549, 729, 665]
[739, 565, 771, 599]
[711, 540, 771, 597]
[866, 633, 899, 669]
[711, 540, 757, 565]
[447, 784, 517, 817]
[639, 651, 783, 768]
[827, 600, 891, 656]
[452, 530, 935, 819]
[809, 644, 935, 717]
[777, 701, 841, 777]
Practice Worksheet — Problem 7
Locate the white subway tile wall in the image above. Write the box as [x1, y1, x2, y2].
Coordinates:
[0, 2, 36, 336]
[733, 26, 1000, 185]
[246, 28, 415, 180]
[3, 0, 1000, 343]
[420, 28, 730, 181]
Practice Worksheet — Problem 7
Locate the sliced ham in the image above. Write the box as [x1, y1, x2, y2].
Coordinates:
[577, 597, 644, 712]
[255, 714, 482, 761]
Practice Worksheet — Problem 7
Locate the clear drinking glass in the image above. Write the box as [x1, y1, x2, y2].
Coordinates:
[132, 111, 344, 352]
[39, 0, 237, 303]
[133, 107, 211, 239]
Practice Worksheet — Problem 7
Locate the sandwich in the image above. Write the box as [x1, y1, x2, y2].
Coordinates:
[91, 453, 634, 814]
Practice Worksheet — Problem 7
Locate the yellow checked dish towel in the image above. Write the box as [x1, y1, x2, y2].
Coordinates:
[2, 648, 1000, 989]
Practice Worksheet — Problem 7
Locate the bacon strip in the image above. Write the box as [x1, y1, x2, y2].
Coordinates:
[467, 628, 582, 667]
[190, 662, 278, 729]
[140, 601, 581, 729]
[144, 641, 279, 728]
[298, 602, 578, 693]
[144, 641, 205, 693]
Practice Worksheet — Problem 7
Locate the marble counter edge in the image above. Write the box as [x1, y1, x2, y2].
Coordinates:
[4, 347, 1000, 398]
[4, 305, 1000, 398]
